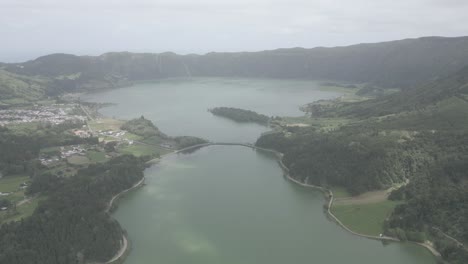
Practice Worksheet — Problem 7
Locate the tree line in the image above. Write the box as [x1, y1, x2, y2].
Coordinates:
[0, 155, 147, 264]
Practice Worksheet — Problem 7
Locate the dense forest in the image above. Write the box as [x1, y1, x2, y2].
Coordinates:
[121, 116, 167, 139]
[209, 107, 269, 125]
[173, 136, 209, 149]
[387, 154, 468, 263]
[256, 127, 417, 195]
[0, 155, 147, 264]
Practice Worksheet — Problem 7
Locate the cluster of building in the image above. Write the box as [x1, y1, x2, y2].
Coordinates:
[97, 130, 126, 137]
[39, 145, 88, 166]
[72, 129, 92, 138]
[97, 130, 134, 145]
[39, 156, 61, 166]
[60, 145, 87, 159]
[0, 104, 86, 126]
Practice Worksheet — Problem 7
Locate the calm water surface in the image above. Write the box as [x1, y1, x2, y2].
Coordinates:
[83, 78, 339, 142]
[84, 78, 436, 264]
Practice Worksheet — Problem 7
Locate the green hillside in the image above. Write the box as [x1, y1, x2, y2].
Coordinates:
[256, 67, 468, 264]
[4, 36, 468, 94]
[0, 70, 49, 106]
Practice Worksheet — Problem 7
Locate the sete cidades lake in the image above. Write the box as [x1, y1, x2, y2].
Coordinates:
[84, 78, 437, 264]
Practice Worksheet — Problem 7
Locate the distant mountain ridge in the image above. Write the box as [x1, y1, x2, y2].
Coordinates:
[3, 36, 468, 94]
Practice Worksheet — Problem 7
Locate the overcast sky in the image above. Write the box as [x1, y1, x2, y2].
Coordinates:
[1, 0, 467, 62]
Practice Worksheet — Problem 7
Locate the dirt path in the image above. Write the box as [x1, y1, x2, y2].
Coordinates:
[16, 197, 32, 206]
[105, 235, 128, 264]
[127, 142, 444, 260]
[97, 177, 145, 264]
[106, 176, 145, 213]
[240, 145, 443, 259]
[432, 227, 468, 251]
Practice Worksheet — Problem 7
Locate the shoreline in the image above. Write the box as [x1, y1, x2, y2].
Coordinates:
[106, 142, 442, 263]
[169, 143, 443, 258]
[99, 176, 146, 264]
[250, 145, 442, 259]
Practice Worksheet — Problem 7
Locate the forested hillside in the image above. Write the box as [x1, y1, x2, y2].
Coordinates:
[0, 155, 147, 264]
[3, 36, 468, 98]
[121, 116, 168, 139]
[256, 67, 468, 264]
[0, 70, 50, 106]
[306, 66, 468, 121]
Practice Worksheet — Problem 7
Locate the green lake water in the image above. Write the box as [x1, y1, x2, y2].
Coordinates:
[84, 78, 436, 264]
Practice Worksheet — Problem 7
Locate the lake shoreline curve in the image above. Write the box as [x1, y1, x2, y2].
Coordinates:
[106, 141, 441, 263]
[93, 177, 146, 264]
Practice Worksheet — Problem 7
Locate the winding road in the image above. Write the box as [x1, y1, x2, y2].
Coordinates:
[105, 141, 443, 263]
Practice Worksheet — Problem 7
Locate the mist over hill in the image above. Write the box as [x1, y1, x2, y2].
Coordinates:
[3, 36, 468, 97]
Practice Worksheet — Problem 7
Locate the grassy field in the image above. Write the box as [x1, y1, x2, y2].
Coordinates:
[0, 175, 29, 206]
[118, 144, 170, 157]
[140, 136, 166, 145]
[0, 175, 29, 193]
[67, 155, 91, 165]
[5, 122, 41, 133]
[280, 116, 356, 132]
[44, 163, 76, 178]
[87, 150, 107, 163]
[89, 118, 124, 131]
[310, 117, 357, 132]
[331, 200, 402, 236]
[40, 146, 61, 155]
[0, 70, 47, 104]
[124, 133, 144, 141]
[331, 186, 351, 198]
[0, 197, 45, 225]
[0, 175, 43, 225]
[89, 118, 146, 143]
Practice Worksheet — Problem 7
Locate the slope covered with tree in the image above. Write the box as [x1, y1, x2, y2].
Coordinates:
[209, 107, 269, 125]
[0, 155, 147, 264]
[121, 116, 168, 139]
[3, 36, 468, 98]
[256, 67, 468, 264]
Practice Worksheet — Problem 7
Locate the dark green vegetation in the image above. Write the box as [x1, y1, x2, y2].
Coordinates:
[332, 200, 402, 236]
[256, 65, 468, 264]
[388, 155, 468, 262]
[121, 116, 167, 139]
[2, 36, 468, 105]
[0, 122, 97, 176]
[121, 116, 207, 149]
[0, 155, 147, 264]
[173, 136, 209, 149]
[1, 36, 468, 264]
[0, 70, 49, 106]
[209, 107, 269, 125]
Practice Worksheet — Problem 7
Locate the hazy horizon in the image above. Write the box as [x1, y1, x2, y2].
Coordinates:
[2, 0, 468, 62]
[2, 35, 468, 63]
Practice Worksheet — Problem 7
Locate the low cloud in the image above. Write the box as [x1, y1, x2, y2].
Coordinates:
[0, 0, 467, 61]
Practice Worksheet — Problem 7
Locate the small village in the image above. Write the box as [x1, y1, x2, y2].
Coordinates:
[0, 104, 86, 126]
